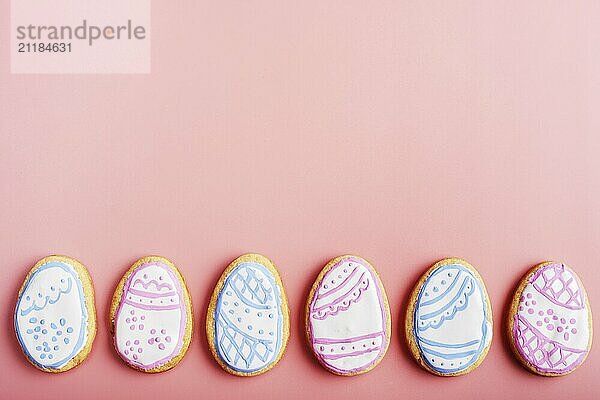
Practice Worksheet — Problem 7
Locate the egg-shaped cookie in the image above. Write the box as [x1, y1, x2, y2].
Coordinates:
[206, 253, 290, 376]
[14, 255, 96, 372]
[110, 256, 193, 373]
[305, 255, 391, 376]
[508, 262, 593, 376]
[405, 258, 493, 376]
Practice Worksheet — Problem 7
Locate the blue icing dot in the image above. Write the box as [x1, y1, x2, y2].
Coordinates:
[36, 346, 42, 351]
[42, 329, 47, 334]
[33, 335, 39, 340]
[26, 329, 33, 334]
[64, 338, 70, 344]
[40, 354, 46, 359]
[56, 331, 62, 336]
[66, 327, 73, 333]
[52, 336, 57, 342]
[40, 319, 45, 325]
[59, 318, 66, 326]
[413, 263, 491, 374]
[54, 345, 59, 351]
[48, 354, 53, 359]
[34, 326, 40, 333]
[51, 323, 57, 329]
[29, 317, 37, 323]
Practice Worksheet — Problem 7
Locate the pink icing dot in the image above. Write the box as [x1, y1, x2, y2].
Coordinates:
[133, 354, 138, 360]
[560, 318, 566, 324]
[536, 321, 543, 327]
[161, 329, 166, 334]
[538, 311, 544, 316]
[158, 343, 165, 350]
[148, 338, 155, 345]
[130, 310, 135, 315]
[526, 293, 532, 299]
[126, 340, 131, 346]
[156, 337, 160, 342]
[134, 340, 139, 345]
[141, 316, 145, 320]
[527, 308, 534, 314]
[570, 318, 576, 324]
[572, 328, 578, 334]
[126, 318, 131, 323]
[547, 324, 554, 330]
[132, 317, 137, 322]
[544, 317, 549, 323]
[165, 336, 172, 343]
[129, 347, 134, 352]
[129, 325, 135, 330]
[553, 315, 558, 320]
[519, 306, 524, 311]
[138, 348, 143, 353]
[124, 350, 129, 355]
[150, 329, 156, 334]
[320, 346, 324, 351]
[525, 302, 529, 306]
[557, 326, 563, 333]
[564, 333, 570, 341]
[139, 324, 144, 330]
[547, 309, 553, 315]
[532, 300, 537, 305]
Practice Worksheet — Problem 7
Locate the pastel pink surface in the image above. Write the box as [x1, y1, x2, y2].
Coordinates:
[1, 1, 599, 399]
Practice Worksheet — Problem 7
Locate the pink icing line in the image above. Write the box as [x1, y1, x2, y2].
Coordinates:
[311, 271, 368, 320]
[132, 278, 173, 291]
[315, 266, 359, 300]
[313, 331, 384, 345]
[319, 346, 381, 361]
[530, 263, 584, 310]
[127, 287, 177, 299]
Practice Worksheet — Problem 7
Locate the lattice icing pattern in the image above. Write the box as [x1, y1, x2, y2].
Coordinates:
[513, 263, 591, 374]
[214, 262, 284, 373]
[114, 262, 187, 370]
[15, 260, 89, 370]
[308, 257, 388, 374]
[413, 263, 492, 374]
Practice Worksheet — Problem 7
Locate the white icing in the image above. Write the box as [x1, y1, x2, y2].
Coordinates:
[15, 262, 89, 369]
[114, 262, 186, 369]
[214, 262, 283, 373]
[308, 260, 387, 373]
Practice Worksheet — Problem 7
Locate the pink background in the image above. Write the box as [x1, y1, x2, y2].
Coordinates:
[1, 1, 600, 399]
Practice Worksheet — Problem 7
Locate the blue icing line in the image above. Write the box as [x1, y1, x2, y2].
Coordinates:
[214, 261, 283, 373]
[14, 261, 88, 370]
[413, 264, 490, 374]
[19, 277, 73, 317]
[417, 276, 475, 330]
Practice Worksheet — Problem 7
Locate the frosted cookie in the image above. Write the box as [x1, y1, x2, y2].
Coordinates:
[14, 255, 97, 372]
[405, 258, 493, 376]
[305, 255, 391, 376]
[206, 253, 290, 376]
[110, 256, 193, 373]
[508, 262, 593, 376]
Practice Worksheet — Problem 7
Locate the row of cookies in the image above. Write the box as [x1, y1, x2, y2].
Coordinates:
[14, 254, 592, 377]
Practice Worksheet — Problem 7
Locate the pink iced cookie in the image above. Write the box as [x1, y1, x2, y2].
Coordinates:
[509, 262, 593, 376]
[110, 256, 193, 373]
